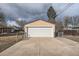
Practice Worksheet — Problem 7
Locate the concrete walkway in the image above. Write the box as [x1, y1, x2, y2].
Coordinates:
[0, 37, 79, 56]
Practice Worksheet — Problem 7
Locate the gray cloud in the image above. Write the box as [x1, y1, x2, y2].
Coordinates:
[0, 3, 79, 26]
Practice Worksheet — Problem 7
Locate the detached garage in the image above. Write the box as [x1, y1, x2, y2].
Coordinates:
[24, 20, 55, 38]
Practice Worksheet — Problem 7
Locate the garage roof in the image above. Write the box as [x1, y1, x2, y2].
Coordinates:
[24, 20, 55, 27]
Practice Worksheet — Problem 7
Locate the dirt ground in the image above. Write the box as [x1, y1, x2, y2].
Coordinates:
[0, 35, 23, 52]
[0, 37, 79, 56]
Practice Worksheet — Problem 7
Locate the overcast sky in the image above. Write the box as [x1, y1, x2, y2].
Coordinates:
[0, 3, 79, 26]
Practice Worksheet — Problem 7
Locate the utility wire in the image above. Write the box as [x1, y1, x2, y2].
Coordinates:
[57, 3, 74, 17]
[39, 3, 74, 19]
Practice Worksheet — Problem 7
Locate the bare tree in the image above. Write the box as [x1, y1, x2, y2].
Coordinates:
[0, 12, 5, 22]
[16, 19, 27, 27]
[56, 20, 64, 32]
[64, 16, 70, 28]
[0, 11, 7, 27]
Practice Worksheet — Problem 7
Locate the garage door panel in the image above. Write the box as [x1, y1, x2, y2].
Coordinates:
[28, 28, 54, 37]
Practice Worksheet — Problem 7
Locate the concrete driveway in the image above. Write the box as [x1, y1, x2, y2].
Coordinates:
[0, 37, 79, 56]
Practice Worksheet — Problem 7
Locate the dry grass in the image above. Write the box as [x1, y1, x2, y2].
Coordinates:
[0, 35, 23, 52]
[64, 35, 79, 42]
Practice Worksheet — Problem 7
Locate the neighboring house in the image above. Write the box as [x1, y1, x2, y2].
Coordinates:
[0, 23, 21, 34]
[0, 23, 13, 34]
[24, 20, 55, 38]
[63, 24, 79, 35]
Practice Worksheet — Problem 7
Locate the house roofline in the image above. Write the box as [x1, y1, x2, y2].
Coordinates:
[24, 19, 55, 26]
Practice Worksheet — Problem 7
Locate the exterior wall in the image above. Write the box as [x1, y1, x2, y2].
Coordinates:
[0, 28, 13, 33]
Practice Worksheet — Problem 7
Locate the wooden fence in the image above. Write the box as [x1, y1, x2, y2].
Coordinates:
[63, 30, 79, 35]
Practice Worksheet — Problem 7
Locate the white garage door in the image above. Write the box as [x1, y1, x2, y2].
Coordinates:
[27, 28, 54, 37]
